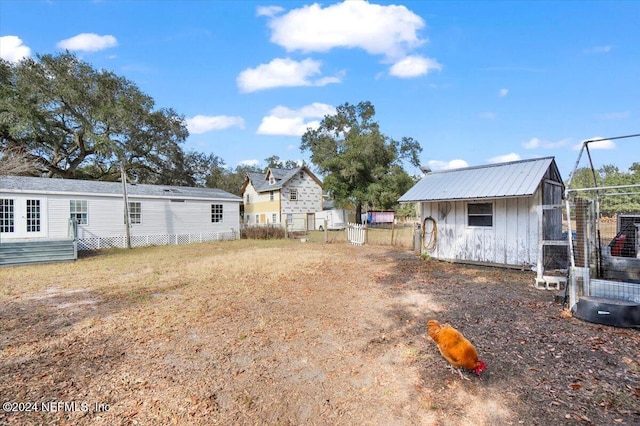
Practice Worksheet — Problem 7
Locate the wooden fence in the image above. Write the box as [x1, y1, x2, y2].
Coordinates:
[347, 223, 366, 246]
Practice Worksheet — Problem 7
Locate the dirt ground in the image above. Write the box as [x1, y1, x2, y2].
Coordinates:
[0, 240, 638, 425]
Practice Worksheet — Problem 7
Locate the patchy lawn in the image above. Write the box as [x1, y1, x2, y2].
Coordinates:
[0, 240, 638, 425]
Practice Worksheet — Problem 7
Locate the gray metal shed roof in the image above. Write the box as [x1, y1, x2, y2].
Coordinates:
[398, 157, 561, 202]
[0, 175, 242, 201]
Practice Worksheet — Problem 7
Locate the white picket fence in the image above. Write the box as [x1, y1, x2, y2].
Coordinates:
[347, 223, 366, 246]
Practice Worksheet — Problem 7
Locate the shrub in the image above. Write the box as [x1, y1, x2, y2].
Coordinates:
[241, 225, 286, 240]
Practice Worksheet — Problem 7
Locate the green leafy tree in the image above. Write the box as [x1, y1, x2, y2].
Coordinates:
[301, 101, 422, 222]
[0, 52, 189, 183]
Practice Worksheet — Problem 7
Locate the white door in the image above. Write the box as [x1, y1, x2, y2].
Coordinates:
[12, 197, 47, 239]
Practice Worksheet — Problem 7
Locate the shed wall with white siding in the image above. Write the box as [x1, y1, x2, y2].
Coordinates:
[400, 157, 563, 268]
[420, 188, 540, 266]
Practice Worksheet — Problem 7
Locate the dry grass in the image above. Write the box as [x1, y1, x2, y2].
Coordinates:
[1, 240, 638, 426]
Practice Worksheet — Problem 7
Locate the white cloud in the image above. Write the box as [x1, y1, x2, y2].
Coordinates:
[428, 159, 469, 171]
[0, 36, 31, 63]
[584, 45, 612, 54]
[479, 112, 497, 120]
[257, 102, 336, 136]
[499, 88, 509, 97]
[238, 159, 260, 167]
[186, 115, 245, 134]
[488, 153, 521, 163]
[236, 57, 342, 93]
[573, 137, 616, 151]
[389, 55, 442, 78]
[594, 111, 630, 120]
[266, 1, 425, 60]
[522, 137, 570, 150]
[56, 33, 118, 52]
[257, 5, 284, 17]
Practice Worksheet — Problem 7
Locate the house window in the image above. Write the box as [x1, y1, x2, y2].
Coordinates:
[0, 199, 14, 233]
[128, 202, 142, 224]
[70, 200, 88, 224]
[211, 204, 223, 223]
[286, 213, 293, 224]
[26, 199, 41, 232]
[289, 189, 298, 201]
[468, 202, 493, 227]
[246, 194, 250, 204]
[255, 214, 259, 224]
[269, 176, 275, 185]
[272, 213, 277, 223]
[270, 191, 274, 201]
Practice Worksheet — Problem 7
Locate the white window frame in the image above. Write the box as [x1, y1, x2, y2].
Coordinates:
[26, 199, 41, 232]
[289, 189, 298, 201]
[70, 200, 88, 225]
[211, 204, 223, 223]
[0, 198, 14, 233]
[467, 202, 493, 227]
[128, 201, 142, 225]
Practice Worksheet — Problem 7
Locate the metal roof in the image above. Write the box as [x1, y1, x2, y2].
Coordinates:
[0, 175, 242, 201]
[398, 157, 561, 202]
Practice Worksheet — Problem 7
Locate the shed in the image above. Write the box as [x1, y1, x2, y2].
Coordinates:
[1, 176, 242, 256]
[399, 157, 564, 269]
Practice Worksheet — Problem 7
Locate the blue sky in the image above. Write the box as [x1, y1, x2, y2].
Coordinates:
[1, 0, 638, 178]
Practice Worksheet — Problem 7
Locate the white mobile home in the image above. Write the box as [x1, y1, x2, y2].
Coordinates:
[1, 176, 242, 251]
[399, 157, 564, 269]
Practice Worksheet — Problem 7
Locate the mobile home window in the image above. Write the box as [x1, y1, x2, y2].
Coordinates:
[70, 200, 88, 224]
[26, 199, 41, 232]
[0, 199, 14, 233]
[467, 202, 493, 227]
[289, 189, 298, 201]
[211, 204, 223, 223]
[128, 202, 142, 224]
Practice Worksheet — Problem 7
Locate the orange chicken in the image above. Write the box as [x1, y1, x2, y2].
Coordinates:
[427, 319, 486, 377]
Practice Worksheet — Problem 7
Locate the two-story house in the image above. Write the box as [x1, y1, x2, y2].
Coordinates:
[241, 167, 323, 231]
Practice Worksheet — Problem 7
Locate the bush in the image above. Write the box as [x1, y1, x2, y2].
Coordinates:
[241, 225, 286, 240]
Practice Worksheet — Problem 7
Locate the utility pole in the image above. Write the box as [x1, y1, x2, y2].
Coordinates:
[121, 164, 132, 249]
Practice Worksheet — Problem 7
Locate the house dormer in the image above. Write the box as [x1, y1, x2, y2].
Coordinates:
[265, 169, 278, 185]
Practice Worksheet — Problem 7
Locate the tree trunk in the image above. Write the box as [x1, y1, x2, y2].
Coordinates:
[355, 203, 362, 224]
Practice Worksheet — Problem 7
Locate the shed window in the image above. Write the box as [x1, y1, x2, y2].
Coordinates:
[211, 204, 223, 223]
[128, 202, 142, 224]
[0, 199, 14, 233]
[468, 202, 493, 227]
[70, 200, 88, 224]
[289, 189, 298, 201]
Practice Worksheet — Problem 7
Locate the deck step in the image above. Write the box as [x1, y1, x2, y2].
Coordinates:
[0, 239, 77, 267]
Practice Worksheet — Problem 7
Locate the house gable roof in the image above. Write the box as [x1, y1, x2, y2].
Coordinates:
[398, 157, 563, 202]
[0, 176, 242, 201]
[241, 166, 322, 194]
